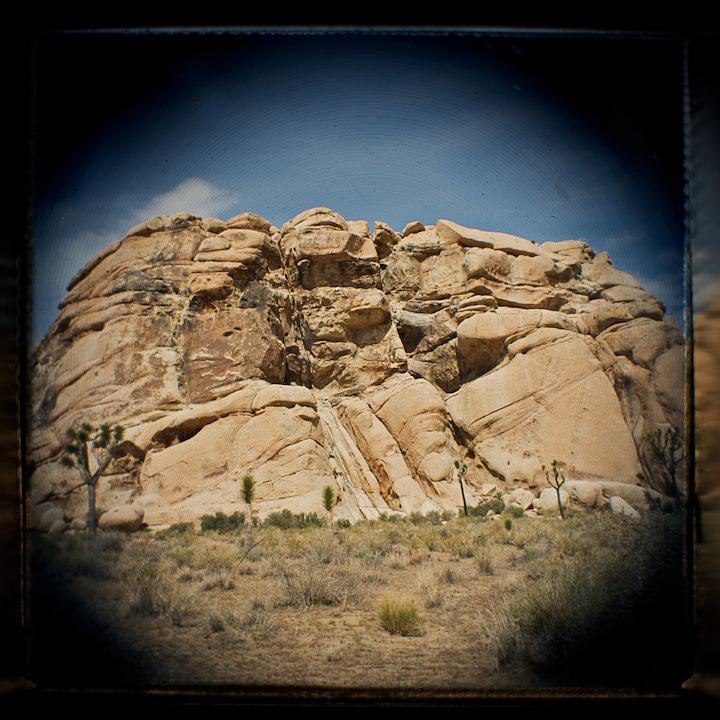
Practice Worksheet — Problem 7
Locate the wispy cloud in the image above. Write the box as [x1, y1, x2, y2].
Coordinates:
[131, 178, 242, 223]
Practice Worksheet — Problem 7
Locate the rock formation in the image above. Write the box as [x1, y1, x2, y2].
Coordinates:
[28, 208, 685, 529]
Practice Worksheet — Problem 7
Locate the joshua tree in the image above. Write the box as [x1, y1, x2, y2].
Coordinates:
[322, 485, 336, 527]
[543, 459, 566, 519]
[454, 459, 469, 516]
[642, 425, 684, 498]
[60, 422, 124, 538]
[241, 474, 255, 551]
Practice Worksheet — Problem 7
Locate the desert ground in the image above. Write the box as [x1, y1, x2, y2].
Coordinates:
[27, 505, 688, 702]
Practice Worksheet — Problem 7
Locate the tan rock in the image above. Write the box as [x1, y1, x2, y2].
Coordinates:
[347, 220, 370, 237]
[539, 239, 594, 263]
[456, 309, 574, 375]
[534, 487, 569, 514]
[32, 504, 66, 533]
[203, 217, 227, 233]
[436, 219, 496, 248]
[609, 495, 640, 518]
[402, 221, 425, 236]
[505, 488, 536, 510]
[29, 208, 684, 527]
[284, 228, 377, 263]
[226, 212, 273, 233]
[434, 220, 546, 256]
[448, 330, 645, 486]
[98, 506, 145, 532]
[418, 245, 468, 299]
[290, 207, 348, 232]
[598, 317, 683, 369]
[188, 272, 234, 299]
[373, 222, 400, 259]
[582, 253, 644, 289]
[651, 344, 686, 429]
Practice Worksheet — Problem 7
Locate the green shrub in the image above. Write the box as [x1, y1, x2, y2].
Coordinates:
[335, 518, 351, 529]
[410, 510, 447, 526]
[200, 511, 245, 534]
[506, 506, 525, 518]
[378, 512, 404, 523]
[155, 522, 195, 540]
[467, 498, 505, 517]
[263, 509, 324, 530]
[379, 598, 421, 636]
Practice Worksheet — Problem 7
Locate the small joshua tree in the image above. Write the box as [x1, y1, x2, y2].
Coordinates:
[60, 422, 124, 538]
[241, 474, 255, 551]
[543, 459, 566, 519]
[322, 485, 336, 528]
[454, 459, 469, 516]
[642, 425, 684, 498]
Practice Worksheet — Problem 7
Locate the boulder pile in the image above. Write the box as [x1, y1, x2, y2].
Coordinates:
[28, 208, 685, 530]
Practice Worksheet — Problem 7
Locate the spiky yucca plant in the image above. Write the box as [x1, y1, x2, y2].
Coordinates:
[241, 474, 255, 551]
[322, 485, 336, 528]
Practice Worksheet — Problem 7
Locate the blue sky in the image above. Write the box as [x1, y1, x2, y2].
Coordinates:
[30, 30, 687, 346]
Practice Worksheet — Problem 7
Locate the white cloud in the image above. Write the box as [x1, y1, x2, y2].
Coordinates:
[132, 178, 242, 223]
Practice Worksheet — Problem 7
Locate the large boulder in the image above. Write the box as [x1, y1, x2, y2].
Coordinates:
[29, 210, 685, 527]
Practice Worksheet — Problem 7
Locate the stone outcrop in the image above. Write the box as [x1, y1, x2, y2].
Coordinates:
[28, 208, 685, 530]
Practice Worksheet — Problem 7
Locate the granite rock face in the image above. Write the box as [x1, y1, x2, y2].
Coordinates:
[28, 209, 685, 528]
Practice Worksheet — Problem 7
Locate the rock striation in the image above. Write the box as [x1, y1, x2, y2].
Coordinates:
[28, 208, 685, 529]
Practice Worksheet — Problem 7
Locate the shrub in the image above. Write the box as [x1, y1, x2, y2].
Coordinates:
[200, 511, 245, 534]
[506, 505, 525, 518]
[263, 509, 324, 530]
[416, 570, 446, 609]
[474, 547, 494, 575]
[378, 512, 404, 524]
[474, 601, 524, 670]
[335, 518, 351, 529]
[243, 600, 272, 638]
[194, 544, 243, 573]
[159, 588, 193, 626]
[155, 522, 195, 540]
[468, 498, 505, 517]
[276, 558, 364, 608]
[209, 613, 225, 633]
[379, 598, 421, 636]
[203, 573, 236, 591]
[126, 562, 163, 616]
[440, 530, 477, 559]
[95, 530, 128, 552]
[440, 567, 459, 584]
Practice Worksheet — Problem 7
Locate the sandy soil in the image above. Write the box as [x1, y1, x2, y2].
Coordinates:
[26, 512, 687, 702]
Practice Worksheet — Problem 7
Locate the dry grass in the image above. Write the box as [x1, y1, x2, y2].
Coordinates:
[378, 598, 422, 636]
[29, 507, 687, 692]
